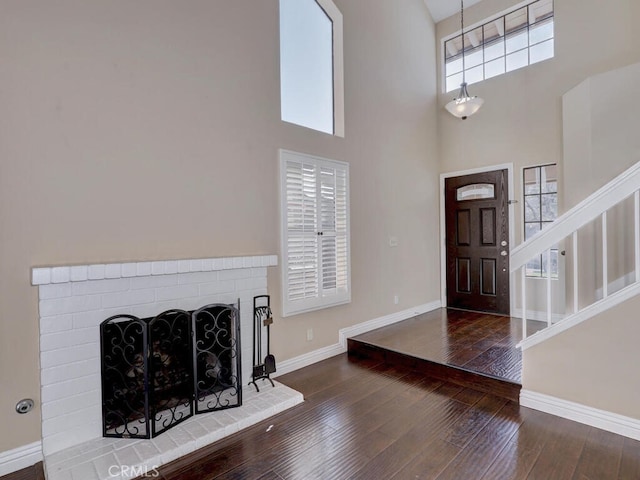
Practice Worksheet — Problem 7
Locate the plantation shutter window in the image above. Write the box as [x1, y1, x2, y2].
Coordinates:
[280, 150, 350, 316]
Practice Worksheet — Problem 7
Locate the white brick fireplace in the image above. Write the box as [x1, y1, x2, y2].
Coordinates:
[32, 255, 303, 480]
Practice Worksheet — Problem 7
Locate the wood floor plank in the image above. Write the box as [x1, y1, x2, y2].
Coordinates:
[389, 439, 461, 480]
[349, 397, 474, 479]
[3, 353, 634, 480]
[349, 308, 545, 385]
[375, 384, 464, 440]
[255, 471, 284, 480]
[270, 427, 373, 479]
[438, 393, 507, 449]
[169, 358, 422, 479]
[348, 339, 522, 401]
[452, 386, 486, 406]
[434, 400, 523, 480]
[526, 415, 590, 480]
[0, 464, 45, 480]
[481, 406, 576, 480]
[480, 440, 543, 480]
[571, 427, 624, 480]
[219, 364, 447, 479]
[619, 437, 640, 479]
[463, 344, 524, 382]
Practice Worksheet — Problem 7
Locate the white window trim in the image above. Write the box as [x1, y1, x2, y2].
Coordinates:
[279, 0, 344, 137]
[522, 163, 559, 280]
[440, 0, 554, 93]
[279, 149, 351, 317]
[317, 0, 345, 137]
[439, 163, 516, 315]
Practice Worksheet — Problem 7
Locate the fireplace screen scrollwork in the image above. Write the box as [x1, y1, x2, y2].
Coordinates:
[192, 303, 242, 414]
[100, 301, 241, 439]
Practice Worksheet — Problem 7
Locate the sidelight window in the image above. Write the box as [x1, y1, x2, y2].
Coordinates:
[523, 164, 558, 277]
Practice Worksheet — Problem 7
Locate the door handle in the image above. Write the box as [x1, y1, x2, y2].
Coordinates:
[500, 251, 508, 256]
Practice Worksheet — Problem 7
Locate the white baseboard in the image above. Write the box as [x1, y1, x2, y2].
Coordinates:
[275, 342, 344, 377]
[0, 441, 43, 477]
[338, 300, 441, 348]
[520, 389, 640, 441]
[275, 300, 441, 377]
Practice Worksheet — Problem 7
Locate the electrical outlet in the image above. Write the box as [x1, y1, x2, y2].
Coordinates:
[394, 295, 399, 305]
[306, 328, 314, 341]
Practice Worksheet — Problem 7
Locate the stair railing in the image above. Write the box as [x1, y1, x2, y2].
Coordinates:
[511, 160, 640, 344]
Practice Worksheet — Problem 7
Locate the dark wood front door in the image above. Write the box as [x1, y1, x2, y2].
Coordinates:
[445, 170, 510, 315]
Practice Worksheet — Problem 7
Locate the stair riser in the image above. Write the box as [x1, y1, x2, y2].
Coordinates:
[347, 338, 521, 402]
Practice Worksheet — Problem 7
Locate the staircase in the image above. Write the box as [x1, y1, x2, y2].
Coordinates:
[512, 160, 640, 350]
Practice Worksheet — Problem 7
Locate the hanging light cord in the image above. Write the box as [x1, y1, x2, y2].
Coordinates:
[445, 0, 483, 119]
[460, 0, 465, 84]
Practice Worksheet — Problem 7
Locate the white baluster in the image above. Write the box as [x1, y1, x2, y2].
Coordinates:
[602, 211, 608, 299]
[573, 231, 579, 314]
[635, 191, 639, 283]
[521, 266, 527, 341]
[546, 248, 552, 327]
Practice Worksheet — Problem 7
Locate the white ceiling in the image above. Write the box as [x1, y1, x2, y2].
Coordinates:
[424, 0, 484, 23]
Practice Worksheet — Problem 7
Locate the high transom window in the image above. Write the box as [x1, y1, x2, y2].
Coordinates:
[444, 0, 554, 93]
[279, 0, 344, 136]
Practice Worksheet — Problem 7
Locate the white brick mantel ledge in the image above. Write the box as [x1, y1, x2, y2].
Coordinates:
[32, 255, 278, 286]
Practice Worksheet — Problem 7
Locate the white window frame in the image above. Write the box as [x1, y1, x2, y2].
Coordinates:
[442, 0, 554, 93]
[279, 0, 344, 137]
[279, 149, 351, 317]
[522, 163, 558, 278]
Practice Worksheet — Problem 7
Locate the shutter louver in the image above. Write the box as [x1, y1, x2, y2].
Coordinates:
[285, 160, 319, 302]
[281, 150, 350, 316]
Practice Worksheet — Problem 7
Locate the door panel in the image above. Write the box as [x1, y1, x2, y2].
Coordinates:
[481, 258, 497, 295]
[456, 258, 471, 293]
[457, 210, 471, 246]
[480, 208, 496, 245]
[445, 170, 510, 314]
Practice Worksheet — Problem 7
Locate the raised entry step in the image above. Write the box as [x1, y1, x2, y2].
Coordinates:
[347, 308, 545, 403]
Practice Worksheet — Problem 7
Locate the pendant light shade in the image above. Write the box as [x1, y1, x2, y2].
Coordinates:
[446, 0, 484, 120]
[445, 82, 484, 120]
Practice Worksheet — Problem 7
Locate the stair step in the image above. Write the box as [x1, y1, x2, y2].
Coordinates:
[347, 338, 521, 403]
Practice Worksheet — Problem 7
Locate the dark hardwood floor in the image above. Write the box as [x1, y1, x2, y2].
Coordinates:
[348, 308, 545, 385]
[346, 308, 551, 402]
[0, 463, 44, 480]
[3, 353, 640, 479]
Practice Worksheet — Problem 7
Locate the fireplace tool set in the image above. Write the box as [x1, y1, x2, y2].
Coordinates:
[250, 294, 277, 391]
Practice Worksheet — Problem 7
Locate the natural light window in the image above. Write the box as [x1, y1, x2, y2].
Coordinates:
[444, 0, 554, 93]
[279, 0, 344, 136]
[523, 164, 558, 277]
[280, 149, 350, 316]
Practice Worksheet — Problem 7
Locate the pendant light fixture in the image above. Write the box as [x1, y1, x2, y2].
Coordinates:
[445, 0, 484, 120]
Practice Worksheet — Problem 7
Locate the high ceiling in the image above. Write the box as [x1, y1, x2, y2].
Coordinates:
[424, 0, 484, 23]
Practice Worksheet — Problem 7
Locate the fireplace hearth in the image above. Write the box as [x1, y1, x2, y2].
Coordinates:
[100, 302, 241, 439]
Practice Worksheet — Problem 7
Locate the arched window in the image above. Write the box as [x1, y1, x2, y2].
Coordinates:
[279, 0, 344, 136]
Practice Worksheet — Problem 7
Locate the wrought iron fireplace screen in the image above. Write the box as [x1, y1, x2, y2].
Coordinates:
[100, 301, 241, 439]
